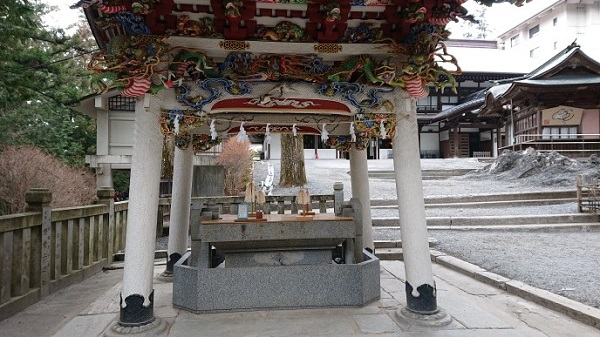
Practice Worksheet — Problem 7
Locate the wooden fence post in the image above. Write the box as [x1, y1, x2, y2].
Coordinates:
[25, 188, 52, 297]
[97, 187, 115, 263]
[576, 175, 583, 212]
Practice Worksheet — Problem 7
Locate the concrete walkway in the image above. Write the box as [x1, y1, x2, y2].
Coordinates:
[1, 257, 599, 337]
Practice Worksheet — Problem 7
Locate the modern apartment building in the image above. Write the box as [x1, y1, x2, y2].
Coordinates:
[498, 0, 600, 69]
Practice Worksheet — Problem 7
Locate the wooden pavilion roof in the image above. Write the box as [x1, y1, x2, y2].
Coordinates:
[73, 0, 530, 100]
[71, 1, 531, 151]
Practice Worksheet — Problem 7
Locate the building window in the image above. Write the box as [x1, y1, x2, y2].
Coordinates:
[530, 47, 540, 58]
[554, 41, 558, 50]
[553, 17, 558, 26]
[108, 95, 136, 111]
[529, 25, 540, 38]
[541, 126, 578, 140]
[510, 34, 520, 47]
[417, 95, 438, 111]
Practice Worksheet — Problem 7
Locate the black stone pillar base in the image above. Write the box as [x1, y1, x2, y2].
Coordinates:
[104, 290, 170, 336]
[395, 307, 452, 328]
[405, 281, 437, 314]
[396, 281, 452, 328]
[120, 291, 155, 326]
[104, 317, 169, 336]
[158, 253, 182, 279]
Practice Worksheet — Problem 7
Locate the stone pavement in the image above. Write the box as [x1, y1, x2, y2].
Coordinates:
[1, 257, 599, 337]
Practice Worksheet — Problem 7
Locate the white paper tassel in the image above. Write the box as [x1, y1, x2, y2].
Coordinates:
[380, 120, 387, 139]
[173, 117, 180, 134]
[320, 123, 329, 142]
[237, 122, 247, 142]
[292, 124, 298, 137]
[244, 181, 256, 203]
[349, 122, 356, 142]
[265, 123, 272, 145]
[297, 188, 310, 205]
[256, 190, 266, 205]
[210, 119, 217, 141]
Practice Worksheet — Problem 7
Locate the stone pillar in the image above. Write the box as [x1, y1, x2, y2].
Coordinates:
[97, 187, 115, 263]
[163, 146, 194, 276]
[333, 182, 344, 216]
[349, 147, 374, 252]
[107, 93, 168, 334]
[392, 95, 450, 325]
[25, 188, 52, 297]
[452, 126, 459, 158]
[493, 127, 500, 157]
[96, 163, 113, 189]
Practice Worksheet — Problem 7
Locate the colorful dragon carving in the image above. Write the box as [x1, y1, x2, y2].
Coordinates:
[79, 1, 526, 99]
[256, 21, 307, 42]
[176, 16, 217, 37]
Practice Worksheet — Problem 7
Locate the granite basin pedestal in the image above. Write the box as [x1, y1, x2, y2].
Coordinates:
[173, 213, 381, 312]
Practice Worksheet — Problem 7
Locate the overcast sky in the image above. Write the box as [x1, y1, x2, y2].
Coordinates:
[448, 1, 556, 38]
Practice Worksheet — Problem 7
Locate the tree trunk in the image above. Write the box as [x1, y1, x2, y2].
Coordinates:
[279, 134, 307, 187]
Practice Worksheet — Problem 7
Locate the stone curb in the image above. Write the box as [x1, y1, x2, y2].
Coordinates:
[370, 190, 578, 206]
[372, 214, 600, 227]
[429, 249, 600, 329]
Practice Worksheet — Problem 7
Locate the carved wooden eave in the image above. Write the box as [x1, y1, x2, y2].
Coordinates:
[73, 0, 530, 151]
[78, 0, 476, 101]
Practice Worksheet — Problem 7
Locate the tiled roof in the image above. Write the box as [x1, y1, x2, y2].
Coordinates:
[432, 43, 600, 123]
[516, 74, 600, 86]
[431, 96, 485, 122]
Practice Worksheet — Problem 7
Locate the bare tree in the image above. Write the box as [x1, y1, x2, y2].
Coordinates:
[461, 7, 494, 39]
[279, 134, 307, 187]
[216, 137, 253, 195]
[0, 146, 96, 215]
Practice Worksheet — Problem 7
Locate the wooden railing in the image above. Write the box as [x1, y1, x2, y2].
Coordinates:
[0, 188, 127, 322]
[472, 151, 491, 158]
[190, 192, 342, 216]
[500, 134, 600, 157]
[0, 183, 343, 321]
[577, 175, 599, 213]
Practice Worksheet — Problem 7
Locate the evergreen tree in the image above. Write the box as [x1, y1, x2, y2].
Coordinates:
[461, 7, 494, 39]
[0, 0, 96, 165]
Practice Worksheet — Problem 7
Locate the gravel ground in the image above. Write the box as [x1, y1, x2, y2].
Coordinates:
[251, 153, 600, 310]
[428, 229, 600, 309]
[250, 157, 577, 200]
[165, 151, 600, 309]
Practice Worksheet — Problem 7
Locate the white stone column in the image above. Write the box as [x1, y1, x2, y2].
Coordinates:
[493, 128, 500, 157]
[112, 93, 167, 332]
[96, 163, 113, 189]
[392, 94, 447, 322]
[163, 146, 194, 276]
[349, 147, 374, 251]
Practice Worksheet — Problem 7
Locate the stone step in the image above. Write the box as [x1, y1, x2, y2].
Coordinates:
[372, 213, 600, 227]
[368, 168, 476, 180]
[373, 198, 575, 210]
[370, 190, 577, 206]
[373, 237, 438, 249]
[374, 247, 403, 261]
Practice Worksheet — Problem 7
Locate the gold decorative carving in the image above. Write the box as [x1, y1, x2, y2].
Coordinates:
[313, 44, 342, 53]
[220, 40, 250, 51]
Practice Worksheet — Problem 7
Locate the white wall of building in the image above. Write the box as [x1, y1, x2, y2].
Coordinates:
[420, 133, 439, 151]
[267, 133, 282, 160]
[498, 1, 600, 69]
[305, 149, 338, 159]
[108, 110, 135, 156]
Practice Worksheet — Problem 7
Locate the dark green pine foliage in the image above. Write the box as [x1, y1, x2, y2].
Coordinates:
[0, 0, 96, 166]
